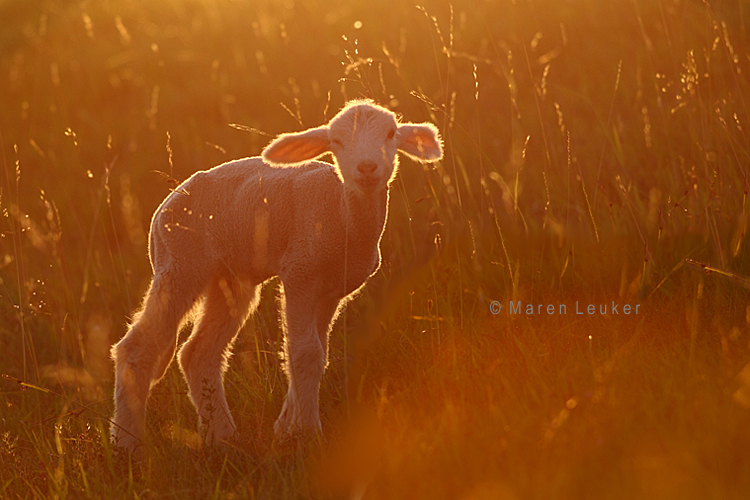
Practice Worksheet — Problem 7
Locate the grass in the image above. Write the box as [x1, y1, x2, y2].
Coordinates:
[1, 0, 750, 498]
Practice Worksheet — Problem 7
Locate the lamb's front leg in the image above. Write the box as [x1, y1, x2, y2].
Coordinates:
[274, 285, 338, 438]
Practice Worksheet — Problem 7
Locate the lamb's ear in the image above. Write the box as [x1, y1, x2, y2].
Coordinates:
[262, 125, 331, 166]
[396, 123, 443, 162]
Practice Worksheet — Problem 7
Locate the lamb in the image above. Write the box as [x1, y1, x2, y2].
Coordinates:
[110, 99, 443, 452]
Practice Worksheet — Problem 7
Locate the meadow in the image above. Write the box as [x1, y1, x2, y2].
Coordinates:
[1, 0, 750, 498]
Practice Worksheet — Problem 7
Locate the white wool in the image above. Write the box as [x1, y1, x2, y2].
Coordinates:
[110, 100, 443, 451]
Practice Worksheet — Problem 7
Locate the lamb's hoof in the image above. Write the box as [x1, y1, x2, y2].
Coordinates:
[110, 426, 145, 459]
[273, 424, 323, 456]
[111, 438, 146, 462]
[201, 423, 238, 449]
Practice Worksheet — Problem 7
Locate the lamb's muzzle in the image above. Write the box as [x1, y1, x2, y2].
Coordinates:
[110, 99, 443, 451]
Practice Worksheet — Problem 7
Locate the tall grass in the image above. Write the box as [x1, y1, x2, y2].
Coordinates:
[1, 0, 749, 498]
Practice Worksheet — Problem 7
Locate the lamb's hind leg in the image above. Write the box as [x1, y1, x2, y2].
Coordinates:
[179, 277, 259, 445]
[111, 274, 199, 451]
[274, 284, 340, 438]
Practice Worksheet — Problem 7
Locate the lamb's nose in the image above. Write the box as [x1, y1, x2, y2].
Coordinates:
[357, 162, 377, 174]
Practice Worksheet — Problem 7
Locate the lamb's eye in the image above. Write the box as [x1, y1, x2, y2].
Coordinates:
[387, 129, 396, 140]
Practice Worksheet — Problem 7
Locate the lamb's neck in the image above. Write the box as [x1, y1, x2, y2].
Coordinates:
[341, 187, 389, 247]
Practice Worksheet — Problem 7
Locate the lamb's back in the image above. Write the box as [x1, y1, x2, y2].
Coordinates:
[149, 157, 344, 282]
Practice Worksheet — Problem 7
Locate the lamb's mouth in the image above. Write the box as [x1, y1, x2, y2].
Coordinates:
[354, 176, 382, 190]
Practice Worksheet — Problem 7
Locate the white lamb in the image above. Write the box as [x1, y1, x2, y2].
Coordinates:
[110, 99, 443, 451]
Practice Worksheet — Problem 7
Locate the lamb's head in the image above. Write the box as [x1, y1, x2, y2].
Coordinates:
[262, 100, 443, 193]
